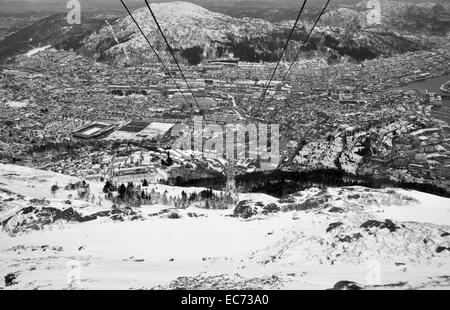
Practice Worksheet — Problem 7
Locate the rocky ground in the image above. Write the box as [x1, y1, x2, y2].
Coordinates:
[0, 164, 450, 290]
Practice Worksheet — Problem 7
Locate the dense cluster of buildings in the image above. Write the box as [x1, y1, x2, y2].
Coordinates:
[1, 44, 449, 190]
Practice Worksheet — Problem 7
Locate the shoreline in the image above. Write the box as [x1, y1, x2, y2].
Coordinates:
[404, 71, 450, 93]
[440, 80, 450, 93]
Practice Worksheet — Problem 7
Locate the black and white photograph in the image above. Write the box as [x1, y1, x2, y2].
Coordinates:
[0, 0, 449, 293]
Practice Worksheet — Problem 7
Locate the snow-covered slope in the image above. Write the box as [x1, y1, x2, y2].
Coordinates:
[1, 164, 450, 290]
[80, 1, 274, 63]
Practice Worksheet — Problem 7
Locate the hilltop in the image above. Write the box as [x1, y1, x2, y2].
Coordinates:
[79, 1, 275, 64]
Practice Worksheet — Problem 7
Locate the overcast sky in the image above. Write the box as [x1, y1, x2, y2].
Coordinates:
[0, 0, 342, 12]
[0, 0, 433, 13]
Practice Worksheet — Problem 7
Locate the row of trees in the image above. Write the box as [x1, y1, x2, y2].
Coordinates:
[180, 46, 203, 65]
[51, 181, 104, 206]
[226, 29, 322, 63]
[173, 168, 450, 199]
[235, 169, 450, 198]
[103, 179, 236, 209]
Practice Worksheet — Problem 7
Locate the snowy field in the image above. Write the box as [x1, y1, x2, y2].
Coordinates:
[0, 164, 450, 290]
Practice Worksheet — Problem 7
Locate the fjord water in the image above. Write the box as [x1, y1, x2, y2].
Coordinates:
[406, 73, 450, 124]
[406, 73, 450, 93]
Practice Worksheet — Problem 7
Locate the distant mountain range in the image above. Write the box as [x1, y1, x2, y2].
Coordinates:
[0, 1, 447, 64]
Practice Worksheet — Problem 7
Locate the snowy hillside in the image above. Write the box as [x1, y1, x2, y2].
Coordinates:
[80, 1, 275, 63]
[1, 164, 450, 290]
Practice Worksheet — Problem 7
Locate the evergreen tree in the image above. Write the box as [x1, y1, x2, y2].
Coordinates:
[51, 184, 59, 197]
[118, 184, 127, 200]
[162, 191, 168, 205]
[103, 180, 114, 193]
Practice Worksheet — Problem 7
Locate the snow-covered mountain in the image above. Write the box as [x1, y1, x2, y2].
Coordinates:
[80, 1, 275, 64]
[1, 163, 450, 289]
[77, 1, 436, 65]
